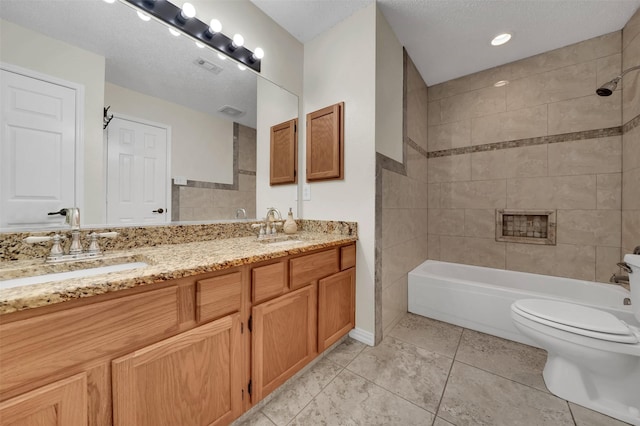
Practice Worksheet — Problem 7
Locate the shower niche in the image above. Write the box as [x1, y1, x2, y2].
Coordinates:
[495, 209, 556, 245]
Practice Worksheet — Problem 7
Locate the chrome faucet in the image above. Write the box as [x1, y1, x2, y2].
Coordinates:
[610, 273, 630, 285]
[235, 208, 247, 219]
[24, 208, 119, 262]
[266, 207, 282, 221]
[48, 207, 80, 229]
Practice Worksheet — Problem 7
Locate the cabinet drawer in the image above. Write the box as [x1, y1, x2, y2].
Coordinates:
[197, 271, 242, 323]
[252, 261, 287, 304]
[289, 249, 339, 290]
[340, 244, 356, 270]
[0, 286, 179, 398]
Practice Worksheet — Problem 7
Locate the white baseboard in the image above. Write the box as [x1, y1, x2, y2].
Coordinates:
[349, 327, 375, 346]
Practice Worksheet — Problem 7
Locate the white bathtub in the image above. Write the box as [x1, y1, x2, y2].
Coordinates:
[408, 260, 638, 347]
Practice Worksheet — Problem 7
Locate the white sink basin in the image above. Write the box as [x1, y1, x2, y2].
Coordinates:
[0, 262, 148, 290]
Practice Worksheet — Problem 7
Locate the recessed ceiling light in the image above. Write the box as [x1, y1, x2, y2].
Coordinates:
[494, 80, 509, 87]
[491, 33, 512, 46]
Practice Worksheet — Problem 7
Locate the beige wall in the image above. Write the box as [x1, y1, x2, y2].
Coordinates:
[0, 19, 106, 224]
[622, 8, 640, 256]
[375, 7, 404, 163]
[303, 4, 377, 342]
[380, 53, 429, 337]
[177, 124, 256, 221]
[105, 82, 234, 184]
[426, 32, 624, 283]
[255, 78, 300, 219]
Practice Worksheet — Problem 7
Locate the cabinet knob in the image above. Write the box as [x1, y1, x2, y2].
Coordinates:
[152, 208, 165, 214]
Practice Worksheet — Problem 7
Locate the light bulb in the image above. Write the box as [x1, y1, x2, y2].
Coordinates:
[195, 41, 205, 49]
[169, 27, 180, 36]
[232, 34, 244, 48]
[491, 33, 512, 46]
[181, 2, 196, 19]
[253, 47, 264, 60]
[217, 53, 227, 61]
[137, 11, 151, 21]
[237, 64, 247, 71]
[209, 19, 222, 34]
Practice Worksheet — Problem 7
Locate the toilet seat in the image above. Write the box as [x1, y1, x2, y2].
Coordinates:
[512, 299, 638, 344]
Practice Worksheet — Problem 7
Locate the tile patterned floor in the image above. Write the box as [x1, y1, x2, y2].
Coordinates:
[233, 313, 630, 426]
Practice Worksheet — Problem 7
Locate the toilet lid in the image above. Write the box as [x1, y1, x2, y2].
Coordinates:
[513, 299, 637, 341]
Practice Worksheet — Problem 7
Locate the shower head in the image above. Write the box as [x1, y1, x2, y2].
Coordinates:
[596, 64, 640, 96]
[596, 78, 620, 96]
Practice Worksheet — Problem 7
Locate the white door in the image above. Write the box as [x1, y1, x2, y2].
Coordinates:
[0, 68, 78, 229]
[106, 117, 168, 224]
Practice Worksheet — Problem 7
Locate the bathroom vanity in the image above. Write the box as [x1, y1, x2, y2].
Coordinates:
[0, 232, 356, 426]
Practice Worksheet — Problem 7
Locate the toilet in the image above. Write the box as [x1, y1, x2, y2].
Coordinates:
[511, 254, 640, 426]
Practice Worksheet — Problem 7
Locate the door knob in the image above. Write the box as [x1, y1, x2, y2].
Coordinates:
[152, 208, 165, 214]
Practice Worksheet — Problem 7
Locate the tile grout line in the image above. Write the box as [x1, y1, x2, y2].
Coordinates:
[281, 349, 366, 426]
[344, 333, 445, 421]
[452, 358, 551, 395]
[429, 327, 466, 425]
[343, 364, 440, 421]
[567, 399, 579, 426]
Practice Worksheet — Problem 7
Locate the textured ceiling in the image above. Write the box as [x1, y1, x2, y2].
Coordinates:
[0, 0, 258, 127]
[251, 0, 640, 86]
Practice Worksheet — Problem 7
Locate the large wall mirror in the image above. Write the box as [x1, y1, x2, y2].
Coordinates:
[0, 0, 298, 231]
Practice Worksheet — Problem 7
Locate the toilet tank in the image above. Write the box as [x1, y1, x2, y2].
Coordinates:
[624, 254, 640, 322]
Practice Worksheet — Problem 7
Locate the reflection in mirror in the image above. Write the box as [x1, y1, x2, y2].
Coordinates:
[0, 0, 298, 231]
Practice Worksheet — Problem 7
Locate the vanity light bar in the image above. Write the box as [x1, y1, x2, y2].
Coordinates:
[122, 0, 261, 72]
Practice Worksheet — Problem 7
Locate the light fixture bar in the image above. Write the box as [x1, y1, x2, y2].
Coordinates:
[122, 0, 261, 72]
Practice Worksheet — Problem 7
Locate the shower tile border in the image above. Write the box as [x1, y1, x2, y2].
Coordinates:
[425, 112, 639, 160]
[427, 127, 623, 158]
[623, 112, 640, 134]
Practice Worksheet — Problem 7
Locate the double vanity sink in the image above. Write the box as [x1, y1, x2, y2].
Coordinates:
[0, 232, 356, 314]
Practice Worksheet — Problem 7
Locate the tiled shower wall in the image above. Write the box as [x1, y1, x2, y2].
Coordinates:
[379, 53, 429, 338]
[426, 31, 625, 283]
[174, 123, 257, 221]
[623, 8, 640, 257]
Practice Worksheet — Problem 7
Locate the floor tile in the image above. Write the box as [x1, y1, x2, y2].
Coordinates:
[433, 417, 456, 426]
[260, 358, 342, 425]
[232, 411, 276, 426]
[347, 335, 452, 412]
[387, 313, 463, 357]
[324, 337, 367, 367]
[288, 369, 435, 426]
[455, 329, 548, 392]
[438, 362, 574, 426]
[570, 402, 632, 426]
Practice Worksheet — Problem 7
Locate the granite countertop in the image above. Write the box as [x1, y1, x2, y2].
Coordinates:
[0, 232, 356, 315]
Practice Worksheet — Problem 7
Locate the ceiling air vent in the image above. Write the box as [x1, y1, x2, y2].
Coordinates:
[193, 57, 223, 75]
[218, 105, 245, 116]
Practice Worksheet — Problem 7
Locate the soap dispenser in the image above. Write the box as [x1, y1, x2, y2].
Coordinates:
[283, 207, 297, 234]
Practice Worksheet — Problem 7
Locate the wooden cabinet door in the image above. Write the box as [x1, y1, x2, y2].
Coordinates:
[306, 102, 344, 181]
[112, 314, 242, 426]
[0, 373, 87, 426]
[252, 284, 317, 402]
[318, 269, 355, 351]
[270, 118, 297, 185]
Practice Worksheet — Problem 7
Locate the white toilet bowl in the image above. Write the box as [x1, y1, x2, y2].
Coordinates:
[510, 253, 640, 425]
